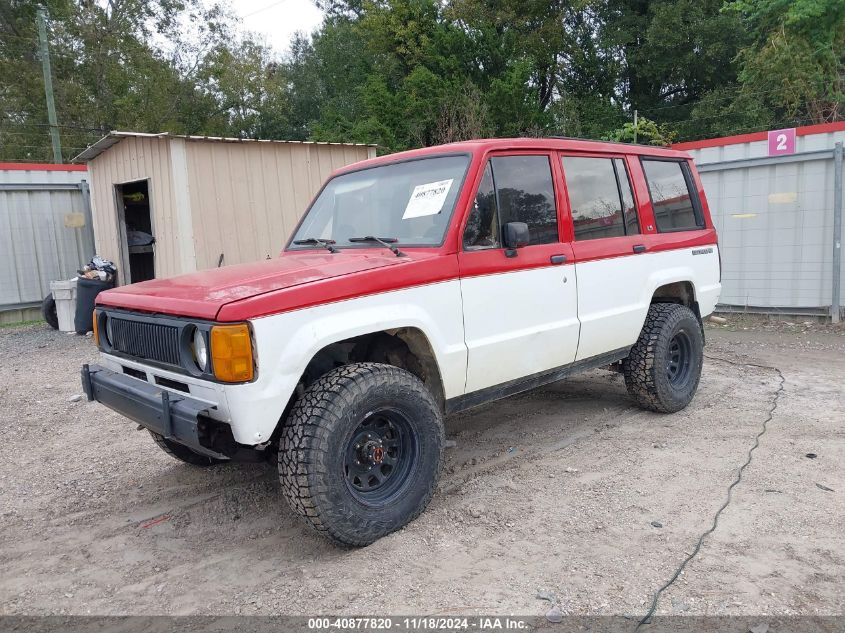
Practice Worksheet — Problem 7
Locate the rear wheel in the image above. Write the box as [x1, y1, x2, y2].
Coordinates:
[623, 303, 704, 413]
[279, 363, 443, 547]
[149, 431, 226, 467]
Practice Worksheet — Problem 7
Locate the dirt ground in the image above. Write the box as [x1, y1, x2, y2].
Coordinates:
[0, 317, 843, 618]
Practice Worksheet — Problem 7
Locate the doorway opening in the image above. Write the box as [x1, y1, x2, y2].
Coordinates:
[115, 180, 155, 283]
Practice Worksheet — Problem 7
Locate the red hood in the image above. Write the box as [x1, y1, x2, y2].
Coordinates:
[96, 250, 415, 320]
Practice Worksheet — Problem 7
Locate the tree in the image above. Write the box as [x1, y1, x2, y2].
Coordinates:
[726, 0, 845, 124]
[602, 0, 749, 122]
[604, 116, 676, 145]
[0, 0, 291, 161]
[2, 0, 840, 162]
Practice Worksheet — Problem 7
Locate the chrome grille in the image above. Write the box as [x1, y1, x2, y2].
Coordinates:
[108, 317, 181, 366]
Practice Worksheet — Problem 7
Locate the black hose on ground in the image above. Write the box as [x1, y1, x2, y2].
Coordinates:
[633, 355, 786, 631]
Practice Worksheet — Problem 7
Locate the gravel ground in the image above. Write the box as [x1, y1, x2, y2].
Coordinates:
[0, 318, 843, 617]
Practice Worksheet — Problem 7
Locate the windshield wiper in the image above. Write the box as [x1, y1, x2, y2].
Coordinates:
[348, 236, 406, 257]
[292, 237, 339, 253]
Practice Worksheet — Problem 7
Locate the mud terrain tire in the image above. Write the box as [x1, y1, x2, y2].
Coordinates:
[623, 303, 703, 413]
[279, 362, 444, 547]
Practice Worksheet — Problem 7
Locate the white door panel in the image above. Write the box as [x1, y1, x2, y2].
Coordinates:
[573, 254, 653, 361]
[574, 246, 721, 361]
[461, 265, 579, 393]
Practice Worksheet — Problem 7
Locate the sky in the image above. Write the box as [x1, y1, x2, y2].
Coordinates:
[229, 0, 325, 54]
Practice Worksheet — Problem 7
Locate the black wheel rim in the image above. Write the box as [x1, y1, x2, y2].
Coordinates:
[344, 408, 417, 506]
[666, 329, 693, 387]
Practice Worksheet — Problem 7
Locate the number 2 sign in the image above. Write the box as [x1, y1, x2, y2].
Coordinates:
[768, 128, 796, 156]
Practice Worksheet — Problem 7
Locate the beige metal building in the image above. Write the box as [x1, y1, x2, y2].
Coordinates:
[73, 132, 376, 285]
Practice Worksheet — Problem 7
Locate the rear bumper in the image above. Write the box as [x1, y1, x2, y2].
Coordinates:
[81, 363, 227, 459]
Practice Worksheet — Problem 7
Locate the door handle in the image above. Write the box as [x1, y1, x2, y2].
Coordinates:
[550, 254, 567, 265]
[633, 244, 647, 254]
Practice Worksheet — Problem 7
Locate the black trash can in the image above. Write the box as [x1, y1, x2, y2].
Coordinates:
[74, 278, 114, 334]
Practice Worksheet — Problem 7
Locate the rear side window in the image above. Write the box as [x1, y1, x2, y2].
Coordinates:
[463, 155, 559, 248]
[615, 159, 639, 235]
[562, 156, 640, 241]
[641, 159, 703, 232]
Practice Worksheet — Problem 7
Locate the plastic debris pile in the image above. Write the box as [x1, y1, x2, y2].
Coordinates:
[77, 256, 117, 283]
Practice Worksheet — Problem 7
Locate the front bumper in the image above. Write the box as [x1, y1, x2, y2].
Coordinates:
[81, 363, 227, 459]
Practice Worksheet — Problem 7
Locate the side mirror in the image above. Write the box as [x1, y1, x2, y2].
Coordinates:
[503, 222, 529, 253]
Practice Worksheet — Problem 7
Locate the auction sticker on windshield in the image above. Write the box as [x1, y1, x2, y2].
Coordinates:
[403, 179, 453, 219]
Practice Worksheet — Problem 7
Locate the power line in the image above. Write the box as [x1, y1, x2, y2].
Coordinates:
[1, 132, 105, 137]
[0, 122, 107, 131]
[242, 0, 294, 18]
[7, 145, 91, 150]
[634, 86, 793, 117]
[0, 34, 40, 43]
[572, 94, 815, 129]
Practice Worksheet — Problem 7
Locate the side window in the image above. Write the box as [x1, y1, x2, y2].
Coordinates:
[562, 156, 626, 241]
[641, 159, 703, 232]
[489, 155, 558, 245]
[463, 163, 500, 250]
[614, 158, 640, 235]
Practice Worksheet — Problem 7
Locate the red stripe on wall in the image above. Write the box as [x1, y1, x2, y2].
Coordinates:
[672, 121, 845, 151]
[0, 162, 87, 172]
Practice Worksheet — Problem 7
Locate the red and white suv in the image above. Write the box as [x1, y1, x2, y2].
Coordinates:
[82, 138, 721, 546]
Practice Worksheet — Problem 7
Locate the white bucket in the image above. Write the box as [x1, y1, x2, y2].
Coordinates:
[49, 279, 77, 332]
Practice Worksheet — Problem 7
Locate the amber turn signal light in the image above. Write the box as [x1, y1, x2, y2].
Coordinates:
[92, 310, 99, 347]
[210, 324, 254, 382]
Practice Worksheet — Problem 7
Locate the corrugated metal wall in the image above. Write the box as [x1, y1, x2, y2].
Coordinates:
[686, 129, 845, 313]
[87, 136, 180, 284]
[185, 140, 374, 269]
[0, 168, 94, 322]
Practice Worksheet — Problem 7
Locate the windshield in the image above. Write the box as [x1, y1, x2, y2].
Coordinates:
[290, 155, 470, 249]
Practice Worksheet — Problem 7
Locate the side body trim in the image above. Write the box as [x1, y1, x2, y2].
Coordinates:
[445, 346, 631, 415]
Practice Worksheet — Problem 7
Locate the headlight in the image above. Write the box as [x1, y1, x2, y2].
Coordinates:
[191, 328, 209, 372]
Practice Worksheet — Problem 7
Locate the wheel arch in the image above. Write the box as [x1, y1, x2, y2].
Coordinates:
[652, 279, 697, 307]
[235, 284, 465, 447]
[309, 327, 446, 406]
[649, 279, 704, 337]
[270, 326, 448, 444]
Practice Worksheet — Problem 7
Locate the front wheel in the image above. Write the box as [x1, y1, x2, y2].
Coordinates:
[623, 303, 704, 413]
[279, 363, 444, 547]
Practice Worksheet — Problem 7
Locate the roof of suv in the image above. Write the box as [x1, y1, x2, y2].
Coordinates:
[334, 137, 692, 176]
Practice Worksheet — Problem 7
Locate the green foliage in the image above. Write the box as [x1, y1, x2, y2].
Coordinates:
[603, 117, 677, 146]
[603, 0, 749, 123]
[0, 0, 842, 162]
[724, 0, 845, 124]
[0, 0, 291, 161]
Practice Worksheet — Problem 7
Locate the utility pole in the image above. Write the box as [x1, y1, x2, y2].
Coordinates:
[633, 109, 638, 145]
[36, 8, 62, 163]
[833, 142, 842, 323]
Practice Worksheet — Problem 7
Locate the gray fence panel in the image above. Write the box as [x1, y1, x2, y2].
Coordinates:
[0, 176, 95, 311]
[700, 155, 835, 309]
[690, 133, 845, 315]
